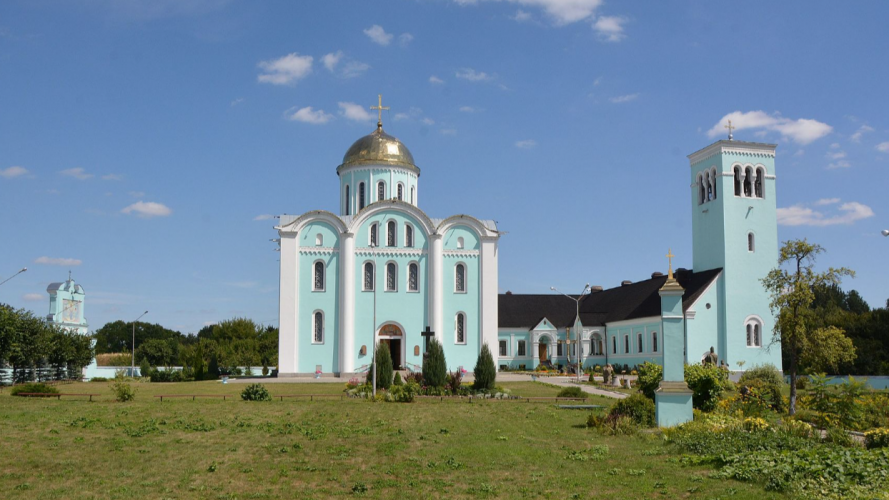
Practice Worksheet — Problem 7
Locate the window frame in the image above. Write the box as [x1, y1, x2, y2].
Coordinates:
[407, 262, 419, 292]
[405, 224, 414, 248]
[385, 261, 397, 292]
[397, 183, 404, 201]
[377, 181, 386, 202]
[455, 312, 466, 345]
[387, 220, 396, 247]
[358, 182, 366, 210]
[369, 222, 378, 247]
[637, 332, 643, 353]
[362, 261, 375, 291]
[624, 334, 629, 354]
[517, 340, 526, 357]
[498, 340, 507, 357]
[652, 331, 658, 353]
[312, 310, 324, 344]
[745, 316, 764, 348]
[344, 184, 350, 215]
[312, 260, 325, 292]
[454, 263, 467, 293]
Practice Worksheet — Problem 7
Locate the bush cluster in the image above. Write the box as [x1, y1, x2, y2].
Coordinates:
[110, 377, 136, 402]
[11, 382, 60, 396]
[556, 386, 588, 399]
[422, 338, 447, 388]
[473, 343, 496, 391]
[608, 393, 655, 427]
[240, 383, 271, 402]
[737, 364, 786, 412]
[864, 428, 889, 449]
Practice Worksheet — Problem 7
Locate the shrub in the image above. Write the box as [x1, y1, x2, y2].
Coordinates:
[384, 382, 420, 403]
[373, 342, 393, 391]
[262, 365, 269, 377]
[636, 361, 663, 400]
[781, 419, 814, 439]
[717, 386, 774, 418]
[608, 393, 655, 427]
[139, 358, 151, 378]
[405, 371, 423, 385]
[738, 364, 786, 412]
[473, 342, 496, 391]
[823, 426, 857, 448]
[590, 414, 638, 436]
[149, 369, 185, 383]
[556, 386, 588, 399]
[422, 338, 447, 388]
[864, 428, 889, 449]
[89, 377, 108, 382]
[392, 372, 403, 386]
[11, 382, 59, 396]
[446, 370, 463, 394]
[111, 378, 136, 402]
[240, 383, 271, 402]
[742, 417, 770, 432]
[684, 363, 729, 412]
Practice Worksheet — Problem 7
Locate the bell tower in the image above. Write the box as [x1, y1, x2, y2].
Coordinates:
[686, 134, 782, 370]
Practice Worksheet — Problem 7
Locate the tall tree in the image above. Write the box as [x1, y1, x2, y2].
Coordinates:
[374, 342, 393, 390]
[762, 239, 856, 415]
[423, 337, 447, 388]
[473, 343, 496, 391]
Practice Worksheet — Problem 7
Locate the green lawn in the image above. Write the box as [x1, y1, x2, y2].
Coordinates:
[0, 380, 786, 499]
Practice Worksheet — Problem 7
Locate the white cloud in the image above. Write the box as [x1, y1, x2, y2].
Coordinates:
[826, 150, 846, 160]
[0, 166, 28, 178]
[815, 198, 840, 206]
[340, 60, 370, 78]
[515, 139, 537, 148]
[230, 97, 245, 107]
[777, 200, 874, 226]
[121, 201, 172, 218]
[61, 167, 93, 180]
[253, 214, 275, 221]
[321, 51, 370, 78]
[23, 293, 43, 302]
[459, 106, 477, 113]
[850, 124, 874, 143]
[286, 106, 334, 124]
[102, 173, 123, 181]
[593, 15, 627, 42]
[429, 75, 444, 84]
[257, 53, 313, 85]
[456, 0, 603, 25]
[398, 33, 414, 46]
[876, 141, 889, 153]
[338, 102, 374, 122]
[707, 111, 832, 145]
[364, 25, 393, 46]
[421, 117, 435, 125]
[609, 93, 638, 103]
[511, 9, 532, 22]
[321, 51, 343, 72]
[456, 68, 493, 82]
[826, 160, 851, 170]
[35, 256, 82, 266]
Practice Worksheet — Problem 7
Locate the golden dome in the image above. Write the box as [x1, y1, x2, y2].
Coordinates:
[338, 124, 419, 174]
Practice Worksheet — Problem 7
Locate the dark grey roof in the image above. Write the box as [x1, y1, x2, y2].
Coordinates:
[498, 268, 721, 329]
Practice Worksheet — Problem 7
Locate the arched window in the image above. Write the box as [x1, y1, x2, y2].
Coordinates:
[652, 331, 658, 353]
[386, 262, 396, 291]
[405, 224, 414, 248]
[369, 223, 378, 247]
[612, 336, 616, 354]
[387, 220, 396, 247]
[358, 182, 366, 210]
[710, 169, 717, 200]
[377, 181, 385, 201]
[363, 262, 374, 291]
[734, 166, 742, 196]
[313, 261, 324, 291]
[455, 263, 466, 292]
[744, 167, 754, 197]
[315, 234, 323, 246]
[754, 167, 764, 198]
[408, 262, 418, 291]
[313, 311, 323, 343]
[624, 335, 629, 354]
[705, 174, 713, 202]
[457, 236, 464, 249]
[411, 186, 415, 204]
[748, 232, 755, 252]
[455, 313, 465, 344]
[746, 317, 763, 347]
[698, 173, 706, 205]
[754, 324, 761, 347]
[344, 185, 350, 215]
[397, 183, 404, 201]
[637, 332, 643, 353]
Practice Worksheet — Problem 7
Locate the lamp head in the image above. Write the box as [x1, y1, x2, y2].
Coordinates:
[21, 267, 27, 273]
[549, 286, 556, 291]
[882, 229, 889, 237]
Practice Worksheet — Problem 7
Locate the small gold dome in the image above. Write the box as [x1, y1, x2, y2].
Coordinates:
[338, 125, 419, 174]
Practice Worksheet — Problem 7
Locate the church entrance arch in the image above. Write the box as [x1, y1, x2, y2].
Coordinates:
[378, 323, 404, 370]
[538, 337, 550, 364]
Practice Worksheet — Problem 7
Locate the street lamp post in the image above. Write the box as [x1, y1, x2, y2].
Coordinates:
[551, 284, 591, 383]
[132, 311, 148, 376]
[0, 267, 27, 287]
[370, 242, 378, 398]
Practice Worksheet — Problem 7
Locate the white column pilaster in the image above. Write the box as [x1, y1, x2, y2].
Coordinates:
[278, 232, 299, 374]
[340, 231, 356, 374]
[429, 233, 444, 343]
[479, 238, 499, 367]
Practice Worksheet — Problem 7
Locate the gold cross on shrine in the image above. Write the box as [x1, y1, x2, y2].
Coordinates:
[724, 119, 735, 140]
[370, 94, 389, 128]
[666, 248, 675, 279]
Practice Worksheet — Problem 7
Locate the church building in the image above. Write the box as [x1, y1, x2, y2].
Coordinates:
[276, 103, 782, 377]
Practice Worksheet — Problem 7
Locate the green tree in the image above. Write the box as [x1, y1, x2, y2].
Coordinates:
[473, 342, 496, 391]
[135, 338, 174, 367]
[846, 290, 870, 315]
[374, 342, 393, 390]
[423, 337, 447, 388]
[93, 320, 182, 354]
[762, 239, 856, 415]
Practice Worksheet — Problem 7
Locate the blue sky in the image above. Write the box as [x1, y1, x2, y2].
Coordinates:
[1, 0, 887, 335]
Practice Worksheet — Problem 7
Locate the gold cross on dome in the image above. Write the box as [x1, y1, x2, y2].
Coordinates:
[370, 94, 389, 127]
[666, 248, 675, 279]
[724, 119, 735, 140]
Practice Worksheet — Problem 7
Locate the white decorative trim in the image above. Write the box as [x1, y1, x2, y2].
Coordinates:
[688, 140, 777, 166]
[685, 311, 696, 320]
[662, 315, 684, 320]
[299, 247, 339, 255]
[443, 250, 480, 257]
[355, 247, 425, 257]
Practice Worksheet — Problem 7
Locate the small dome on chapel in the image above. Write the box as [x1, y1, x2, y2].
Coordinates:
[339, 124, 419, 174]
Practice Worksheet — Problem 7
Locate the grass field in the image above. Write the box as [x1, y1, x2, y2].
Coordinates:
[0, 380, 785, 499]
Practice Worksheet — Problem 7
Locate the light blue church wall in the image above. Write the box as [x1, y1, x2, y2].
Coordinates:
[496, 330, 533, 370]
[441, 225, 481, 370]
[604, 320, 663, 369]
[297, 221, 340, 373]
[685, 274, 722, 364]
[340, 168, 419, 214]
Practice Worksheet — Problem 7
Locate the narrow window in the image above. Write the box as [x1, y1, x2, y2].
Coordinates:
[456, 313, 465, 344]
[408, 263, 418, 291]
[755, 168, 764, 198]
[698, 174, 706, 205]
[397, 184, 404, 201]
[710, 169, 717, 200]
[747, 324, 753, 347]
[612, 336, 616, 354]
[624, 335, 629, 354]
[370, 223, 378, 247]
[734, 167, 742, 196]
[557, 342, 563, 357]
[754, 324, 761, 347]
[457, 236, 464, 249]
[363, 262, 374, 291]
[405, 224, 414, 248]
[706, 175, 713, 202]
[313, 311, 323, 343]
[358, 182, 366, 210]
[386, 262, 396, 291]
[345, 185, 350, 215]
[744, 167, 753, 197]
[411, 186, 415, 204]
[652, 332, 658, 353]
[455, 264, 466, 292]
[315, 234, 323, 246]
[637, 332, 643, 353]
[517, 340, 526, 357]
[377, 181, 385, 201]
[387, 220, 396, 247]
[499, 340, 507, 357]
[313, 261, 324, 291]
[748, 232, 755, 252]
